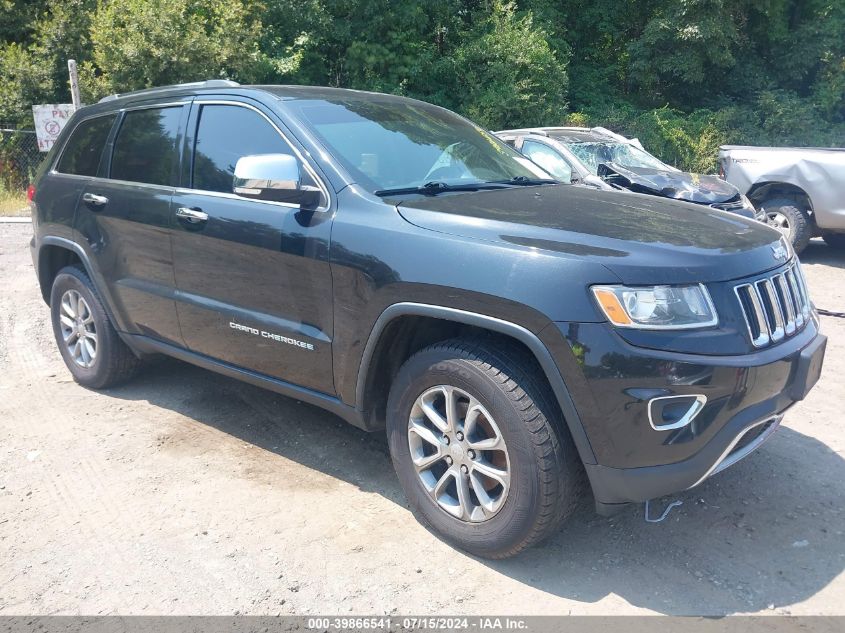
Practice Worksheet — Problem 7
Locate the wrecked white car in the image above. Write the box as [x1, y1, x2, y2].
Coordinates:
[719, 145, 845, 253]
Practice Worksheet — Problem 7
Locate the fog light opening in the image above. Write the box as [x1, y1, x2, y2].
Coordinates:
[648, 394, 707, 431]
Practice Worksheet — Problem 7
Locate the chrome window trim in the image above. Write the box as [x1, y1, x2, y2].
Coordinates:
[46, 173, 177, 191]
[51, 98, 332, 213]
[187, 99, 332, 212]
[51, 102, 188, 179]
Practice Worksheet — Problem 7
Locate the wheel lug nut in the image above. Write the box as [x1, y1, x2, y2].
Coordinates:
[456, 432, 464, 441]
[460, 464, 469, 474]
[443, 435, 450, 445]
[467, 449, 476, 459]
[445, 456, 453, 466]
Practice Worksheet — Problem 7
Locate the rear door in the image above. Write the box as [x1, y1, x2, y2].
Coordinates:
[74, 102, 188, 346]
[39, 113, 116, 243]
[170, 99, 335, 394]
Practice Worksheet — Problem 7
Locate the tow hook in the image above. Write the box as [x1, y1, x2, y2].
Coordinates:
[644, 498, 683, 523]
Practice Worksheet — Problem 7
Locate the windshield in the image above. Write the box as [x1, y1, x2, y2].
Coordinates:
[564, 141, 669, 175]
[285, 97, 549, 193]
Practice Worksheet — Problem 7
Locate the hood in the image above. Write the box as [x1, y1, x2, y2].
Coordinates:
[598, 163, 740, 204]
[396, 184, 789, 285]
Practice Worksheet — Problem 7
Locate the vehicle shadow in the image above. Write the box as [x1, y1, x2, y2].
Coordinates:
[103, 357, 845, 616]
[801, 238, 845, 270]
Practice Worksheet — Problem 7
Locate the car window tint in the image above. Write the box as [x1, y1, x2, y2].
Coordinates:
[56, 115, 116, 176]
[521, 140, 572, 182]
[111, 107, 182, 186]
[192, 105, 301, 194]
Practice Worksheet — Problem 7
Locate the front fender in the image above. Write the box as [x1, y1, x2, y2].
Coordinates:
[354, 302, 597, 465]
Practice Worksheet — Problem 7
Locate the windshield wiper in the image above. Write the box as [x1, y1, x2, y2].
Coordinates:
[486, 176, 560, 186]
[375, 181, 509, 197]
[375, 177, 559, 197]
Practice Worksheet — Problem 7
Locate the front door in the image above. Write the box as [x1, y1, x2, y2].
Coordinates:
[74, 103, 188, 346]
[171, 100, 335, 394]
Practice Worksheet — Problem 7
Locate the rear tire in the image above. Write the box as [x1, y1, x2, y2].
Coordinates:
[822, 232, 845, 250]
[50, 265, 141, 389]
[759, 197, 813, 254]
[386, 337, 583, 558]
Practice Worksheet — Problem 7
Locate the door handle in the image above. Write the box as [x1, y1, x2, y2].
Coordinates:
[175, 207, 209, 224]
[82, 192, 109, 207]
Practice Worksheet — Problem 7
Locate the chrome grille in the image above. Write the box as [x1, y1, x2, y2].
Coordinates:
[734, 263, 812, 348]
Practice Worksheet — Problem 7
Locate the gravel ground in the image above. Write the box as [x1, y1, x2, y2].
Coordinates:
[1, 222, 843, 616]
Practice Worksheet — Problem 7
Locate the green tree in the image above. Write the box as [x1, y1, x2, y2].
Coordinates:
[447, 1, 569, 129]
[627, 0, 741, 104]
[83, 0, 266, 99]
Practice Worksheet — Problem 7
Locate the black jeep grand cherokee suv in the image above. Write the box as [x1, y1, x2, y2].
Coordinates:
[30, 81, 826, 558]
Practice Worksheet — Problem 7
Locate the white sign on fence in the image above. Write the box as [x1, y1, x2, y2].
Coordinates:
[32, 104, 76, 152]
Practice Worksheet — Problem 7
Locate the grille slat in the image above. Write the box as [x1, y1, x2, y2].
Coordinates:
[735, 263, 811, 348]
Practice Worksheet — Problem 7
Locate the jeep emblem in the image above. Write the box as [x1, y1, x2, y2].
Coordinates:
[771, 242, 788, 261]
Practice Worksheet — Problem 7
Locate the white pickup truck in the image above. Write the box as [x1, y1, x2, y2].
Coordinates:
[719, 145, 845, 253]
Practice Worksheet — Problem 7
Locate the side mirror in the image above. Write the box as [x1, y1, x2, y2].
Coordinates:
[233, 154, 321, 208]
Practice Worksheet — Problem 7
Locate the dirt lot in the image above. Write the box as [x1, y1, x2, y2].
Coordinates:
[1, 221, 843, 616]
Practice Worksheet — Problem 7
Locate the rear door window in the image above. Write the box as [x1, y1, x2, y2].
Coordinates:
[192, 104, 307, 195]
[110, 107, 183, 186]
[56, 114, 116, 176]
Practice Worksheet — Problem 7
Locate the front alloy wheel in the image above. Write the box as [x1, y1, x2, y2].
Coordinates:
[766, 210, 791, 238]
[409, 385, 510, 522]
[386, 338, 584, 558]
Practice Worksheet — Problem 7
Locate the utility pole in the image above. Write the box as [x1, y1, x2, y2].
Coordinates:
[67, 59, 81, 110]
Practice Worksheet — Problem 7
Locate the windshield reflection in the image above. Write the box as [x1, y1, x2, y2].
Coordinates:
[286, 97, 548, 192]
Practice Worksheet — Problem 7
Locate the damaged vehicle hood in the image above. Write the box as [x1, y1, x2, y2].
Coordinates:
[597, 163, 741, 204]
[396, 184, 787, 285]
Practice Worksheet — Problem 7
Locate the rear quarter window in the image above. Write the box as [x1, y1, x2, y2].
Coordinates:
[56, 114, 116, 176]
[110, 106, 183, 186]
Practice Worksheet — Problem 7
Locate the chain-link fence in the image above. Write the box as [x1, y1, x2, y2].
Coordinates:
[0, 126, 43, 191]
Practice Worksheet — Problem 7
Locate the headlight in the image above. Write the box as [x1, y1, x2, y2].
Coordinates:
[592, 284, 718, 329]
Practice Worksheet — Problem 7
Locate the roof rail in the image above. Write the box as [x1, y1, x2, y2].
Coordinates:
[98, 79, 240, 103]
[493, 128, 550, 137]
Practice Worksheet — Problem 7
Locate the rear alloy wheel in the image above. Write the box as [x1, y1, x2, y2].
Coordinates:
[50, 265, 141, 389]
[58, 289, 98, 368]
[387, 338, 584, 558]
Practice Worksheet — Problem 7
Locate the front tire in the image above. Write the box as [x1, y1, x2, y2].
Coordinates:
[386, 338, 583, 558]
[759, 197, 813, 253]
[50, 265, 141, 389]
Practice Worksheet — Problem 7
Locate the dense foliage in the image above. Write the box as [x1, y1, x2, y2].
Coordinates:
[1, 0, 843, 171]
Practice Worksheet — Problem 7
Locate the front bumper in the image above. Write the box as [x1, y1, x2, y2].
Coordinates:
[546, 318, 826, 510]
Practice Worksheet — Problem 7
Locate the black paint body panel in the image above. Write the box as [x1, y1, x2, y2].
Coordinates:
[29, 84, 826, 509]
